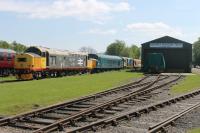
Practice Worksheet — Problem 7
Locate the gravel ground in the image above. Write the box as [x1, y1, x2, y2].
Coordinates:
[169, 107, 200, 133]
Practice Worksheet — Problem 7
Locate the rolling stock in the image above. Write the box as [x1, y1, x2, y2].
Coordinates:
[14, 46, 141, 80]
[0, 48, 16, 76]
[133, 59, 141, 70]
[143, 53, 166, 73]
[88, 54, 123, 72]
[15, 46, 88, 80]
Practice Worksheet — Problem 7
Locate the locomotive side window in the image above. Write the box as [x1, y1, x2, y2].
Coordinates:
[50, 56, 56, 65]
[0, 52, 4, 60]
[17, 58, 27, 62]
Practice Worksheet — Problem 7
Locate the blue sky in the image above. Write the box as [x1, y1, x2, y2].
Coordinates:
[0, 0, 199, 52]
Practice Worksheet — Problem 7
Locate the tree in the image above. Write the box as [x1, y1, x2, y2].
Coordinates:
[106, 40, 126, 56]
[0, 41, 11, 49]
[0, 40, 27, 53]
[106, 40, 141, 58]
[79, 46, 97, 54]
[193, 37, 200, 65]
[120, 46, 130, 57]
[129, 45, 140, 59]
[12, 41, 27, 53]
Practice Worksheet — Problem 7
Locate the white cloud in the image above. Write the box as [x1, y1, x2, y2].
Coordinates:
[126, 22, 183, 37]
[0, 0, 131, 22]
[86, 28, 117, 35]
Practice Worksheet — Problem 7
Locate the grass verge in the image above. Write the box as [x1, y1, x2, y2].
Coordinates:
[188, 128, 200, 133]
[171, 75, 200, 94]
[0, 76, 15, 81]
[0, 70, 142, 115]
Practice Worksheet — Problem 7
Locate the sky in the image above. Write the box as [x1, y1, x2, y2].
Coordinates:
[0, 0, 199, 52]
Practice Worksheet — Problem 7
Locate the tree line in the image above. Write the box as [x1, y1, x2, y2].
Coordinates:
[193, 38, 200, 66]
[0, 40, 27, 53]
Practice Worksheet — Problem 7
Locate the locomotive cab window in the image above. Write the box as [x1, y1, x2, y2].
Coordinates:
[17, 58, 27, 62]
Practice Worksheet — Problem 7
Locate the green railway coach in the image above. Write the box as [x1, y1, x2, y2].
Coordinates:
[143, 53, 166, 73]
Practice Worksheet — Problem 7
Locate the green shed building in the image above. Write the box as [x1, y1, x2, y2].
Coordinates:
[141, 36, 192, 73]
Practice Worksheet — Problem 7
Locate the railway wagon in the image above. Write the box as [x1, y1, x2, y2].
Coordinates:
[133, 59, 141, 70]
[143, 53, 166, 73]
[88, 54, 123, 72]
[127, 58, 134, 68]
[122, 57, 128, 68]
[15, 46, 88, 80]
[0, 48, 16, 76]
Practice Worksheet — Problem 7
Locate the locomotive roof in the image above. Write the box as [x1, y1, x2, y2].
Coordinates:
[97, 54, 122, 60]
[29, 46, 88, 56]
[122, 57, 128, 59]
[26, 52, 41, 57]
[36, 46, 70, 55]
[0, 48, 16, 53]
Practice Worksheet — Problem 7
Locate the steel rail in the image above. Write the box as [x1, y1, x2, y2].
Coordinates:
[33, 75, 179, 133]
[65, 88, 200, 133]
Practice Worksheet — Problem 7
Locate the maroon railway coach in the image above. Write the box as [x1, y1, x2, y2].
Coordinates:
[0, 48, 16, 76]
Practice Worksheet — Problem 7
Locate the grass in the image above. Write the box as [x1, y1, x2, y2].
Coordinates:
[0, 70, 143, 115]
[0, 76, 15, 81]
[188, 128, 200, 133]
[171, 74, 200, 94]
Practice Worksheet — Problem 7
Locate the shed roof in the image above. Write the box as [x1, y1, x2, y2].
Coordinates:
[141, 36, 192, 45]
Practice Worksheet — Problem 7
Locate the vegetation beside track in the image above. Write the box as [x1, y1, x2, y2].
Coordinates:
[0, 70, 142, 115]
[171, 75, 200, 94]
[188, 128, 200, 133]
[0, 76, 15, 81]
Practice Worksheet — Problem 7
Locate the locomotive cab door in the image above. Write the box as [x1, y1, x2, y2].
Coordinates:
[45, 52, 49, 67]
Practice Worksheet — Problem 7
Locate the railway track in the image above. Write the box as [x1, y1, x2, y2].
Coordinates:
[0, 75, 181, 133]
[0, 75, 156, 131]
[72, 89, 200, 133]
